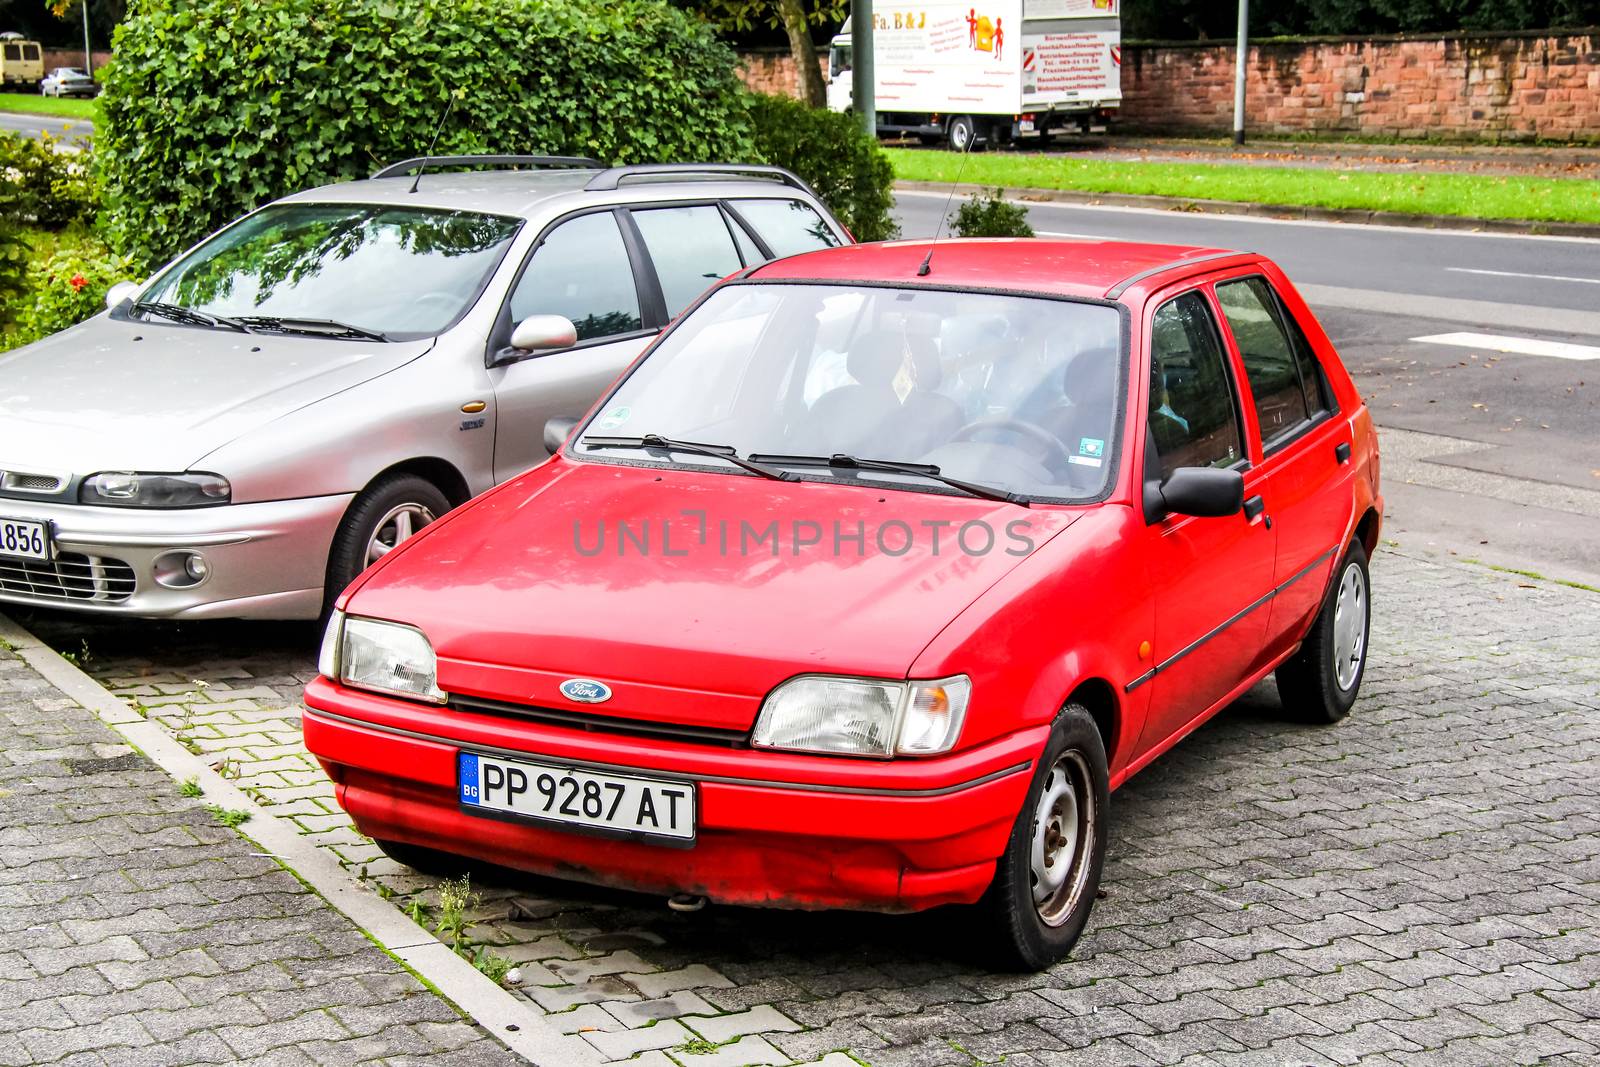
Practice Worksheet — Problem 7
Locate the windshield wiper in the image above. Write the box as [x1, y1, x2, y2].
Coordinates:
[131, 301, 247, 333]
[233, 316, 388, 342]
[749, 452, 1031, 506]
[583, 435, 796, 482]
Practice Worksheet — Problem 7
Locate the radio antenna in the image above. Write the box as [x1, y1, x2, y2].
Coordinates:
[917, 128, 977, 277]
[408, 94, 458, 194]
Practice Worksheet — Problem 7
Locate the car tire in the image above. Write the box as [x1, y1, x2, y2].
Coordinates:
[373, 838, 470, 877]
[1275, 539, 1371, 724]
[948, 114, 982, 153]
[974, 703, 1109, 971]
[324, 473, 451, 612]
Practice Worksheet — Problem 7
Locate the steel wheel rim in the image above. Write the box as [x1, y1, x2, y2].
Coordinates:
[1332, 562, 1367, 692]
[364, 503, 436, 569]
[952, 122, 971, 151]
[1029, 750, 1096, 927]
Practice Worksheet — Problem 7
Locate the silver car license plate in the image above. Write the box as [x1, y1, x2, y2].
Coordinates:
[458, 752, 695, 842]
[0, 517, 50, 561]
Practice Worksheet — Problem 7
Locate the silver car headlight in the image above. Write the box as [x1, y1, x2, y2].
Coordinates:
[322, 613, 446, 704]
[751, 675, 971, 758]
[79, 471, 230, 508]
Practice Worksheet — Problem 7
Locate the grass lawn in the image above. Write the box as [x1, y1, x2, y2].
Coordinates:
[887, 148, 1600, 225]
[0, 93, 98, 122]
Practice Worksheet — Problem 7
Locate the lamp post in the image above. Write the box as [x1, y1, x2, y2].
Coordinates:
[1232, 0, 1248, 146]
[854, 0, 875, 140]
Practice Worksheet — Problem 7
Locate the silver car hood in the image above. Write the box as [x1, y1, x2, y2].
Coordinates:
[0, 315, 435, 473]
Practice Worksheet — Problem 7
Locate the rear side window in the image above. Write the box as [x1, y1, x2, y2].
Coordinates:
[733, 199, 842, 258]
[510, 212, 642, 342]
[1148, 291, 1243, 479]
[1216, 276, 1329, 447]
[631, 205, 742, 318]
[4, 45, 20, 61]
[23, 45, 39, 61]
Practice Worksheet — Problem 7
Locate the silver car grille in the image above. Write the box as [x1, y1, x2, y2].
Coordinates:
[0, 469, 66, 494]
[0, 553, 136, 604]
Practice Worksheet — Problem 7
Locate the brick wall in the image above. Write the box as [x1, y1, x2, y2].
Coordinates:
[737, 47, 829, 99]
[1120, 30, 1600, 142]
[40, 48, 111, 72]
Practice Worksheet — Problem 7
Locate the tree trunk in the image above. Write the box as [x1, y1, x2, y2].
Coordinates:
[776, 0, 826, 107]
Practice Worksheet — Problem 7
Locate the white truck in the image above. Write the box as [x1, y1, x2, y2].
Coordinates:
[826, 0, 1122, 149]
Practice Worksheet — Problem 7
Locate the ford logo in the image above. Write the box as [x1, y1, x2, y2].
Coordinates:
[559, 678, 612, 704]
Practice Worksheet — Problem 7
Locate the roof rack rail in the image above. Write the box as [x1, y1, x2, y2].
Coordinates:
[371, 155, 604, 180]
[583, 163, 817, 196]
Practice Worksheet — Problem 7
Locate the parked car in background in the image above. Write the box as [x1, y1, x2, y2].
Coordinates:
[305, 237, 1382, 970]
[0, 33, 43, 90]
[0, 157, 849, 620]
[40, 67, 97, 98]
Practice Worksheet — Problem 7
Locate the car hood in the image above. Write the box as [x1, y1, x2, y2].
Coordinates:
[0, 315, 433, 474]
[348, 459, 1080, 730]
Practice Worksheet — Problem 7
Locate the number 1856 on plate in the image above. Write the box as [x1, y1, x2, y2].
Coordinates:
[458, 752, 695, 842]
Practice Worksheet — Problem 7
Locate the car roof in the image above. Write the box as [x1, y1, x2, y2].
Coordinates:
[746, 238, 1252, 301]
[278, 169, 822, 222]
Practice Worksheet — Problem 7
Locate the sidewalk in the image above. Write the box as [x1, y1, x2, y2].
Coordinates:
[0, 642, 518, 1066]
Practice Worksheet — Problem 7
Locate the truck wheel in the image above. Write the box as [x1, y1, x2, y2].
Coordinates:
[324, 472, 450, 611]
[948, 114, 980, 152]
[973, 704, 1108, 971]
[1276, 539, 1371, 724]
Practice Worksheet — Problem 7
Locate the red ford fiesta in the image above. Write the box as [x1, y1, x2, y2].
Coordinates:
[304, 238, 1381, 969]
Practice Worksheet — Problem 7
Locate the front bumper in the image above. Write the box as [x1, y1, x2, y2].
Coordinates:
[0, 493, 353, 619]
[303, 677, 1043, 912]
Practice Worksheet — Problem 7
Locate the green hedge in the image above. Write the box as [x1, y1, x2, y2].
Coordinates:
[97, 0, 757, 269]
[745, 94, 898, 243]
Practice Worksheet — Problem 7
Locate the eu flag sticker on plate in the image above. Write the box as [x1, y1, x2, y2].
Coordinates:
[459, 752, 481, 805]
[1079, 437, 1105, 458]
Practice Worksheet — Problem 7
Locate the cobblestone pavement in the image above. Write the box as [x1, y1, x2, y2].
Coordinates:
[0, 642, 521, 1066]
[15, 543, 1600, 1066]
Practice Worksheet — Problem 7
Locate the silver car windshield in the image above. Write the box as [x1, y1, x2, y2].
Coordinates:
[138, 204, 522, 341]
[575, 283, 1124, 502]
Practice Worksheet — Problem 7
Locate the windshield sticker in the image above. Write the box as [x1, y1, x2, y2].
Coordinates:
[1068, 455, 1103, 468]
[1078, 437, 1105, 458]
[597, 406, 632, 431]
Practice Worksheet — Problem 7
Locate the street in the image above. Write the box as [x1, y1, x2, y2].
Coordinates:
[0, 110, 92, 144]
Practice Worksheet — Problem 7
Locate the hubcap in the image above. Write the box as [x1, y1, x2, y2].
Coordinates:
[364, 503, 436, 569]
[1332, 561, 1368, 691]
[1028, 750, 1096, 927]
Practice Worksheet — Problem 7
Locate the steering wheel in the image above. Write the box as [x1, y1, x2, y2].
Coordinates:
[951, 416, 1073, 470]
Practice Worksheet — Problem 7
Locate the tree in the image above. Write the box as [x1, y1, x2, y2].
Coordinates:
[680, 0, 846, 107]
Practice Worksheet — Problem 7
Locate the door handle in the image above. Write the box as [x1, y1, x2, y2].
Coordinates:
[1335, 442, 1352, 464]
[1243, 495, 1265, 521]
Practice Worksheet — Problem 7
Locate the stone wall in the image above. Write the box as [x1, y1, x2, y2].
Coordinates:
[739, 30, 1600, 142]
[40, 48, 111, 73]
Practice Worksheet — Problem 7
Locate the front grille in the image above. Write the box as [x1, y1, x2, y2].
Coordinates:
[0, 470, 66, 493]
[0, 552, 136, 604]
[449, 693, 750, 748]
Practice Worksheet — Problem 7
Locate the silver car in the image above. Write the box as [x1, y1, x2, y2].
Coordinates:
[0, 157, 849, 619]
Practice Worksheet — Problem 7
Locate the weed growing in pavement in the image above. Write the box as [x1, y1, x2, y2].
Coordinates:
[434, 875, 477, 948]
[203, 804, 252, 828]
[676, 1039, 719, 1055]
[472, 946, 512, 985]
[0, 637, 13, 652]
[404, 898, 433, 925]
[178, 776, 202, 798]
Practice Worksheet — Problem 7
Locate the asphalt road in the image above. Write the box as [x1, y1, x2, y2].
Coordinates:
[0, 110, 92, 143]
[895, 191, 1600, 585]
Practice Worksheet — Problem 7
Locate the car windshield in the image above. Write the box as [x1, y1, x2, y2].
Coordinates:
[138, 203, 522, 341]
[574, 283, 1123, 502]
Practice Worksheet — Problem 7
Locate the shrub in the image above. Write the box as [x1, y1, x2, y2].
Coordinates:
[745, 94, 898, 242]
[949, 188, 1034, 238]
[0, 132, 98, 231]
[97, 0, 757, 270]
[7, 231, 134, 347]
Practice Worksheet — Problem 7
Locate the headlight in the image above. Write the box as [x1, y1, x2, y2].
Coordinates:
[79, 471, 230, 508]
[333, 615, 445, 704]
[751, 674, 971, 757]
[317, 609, 344, 680]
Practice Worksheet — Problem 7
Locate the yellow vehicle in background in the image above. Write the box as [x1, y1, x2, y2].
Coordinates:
[0, 33, 44, 90]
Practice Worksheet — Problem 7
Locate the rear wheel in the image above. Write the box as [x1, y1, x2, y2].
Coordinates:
[974, 704, 1108, 971]
[324, 473, 450, 611]
[1276, 539, 1371, 723]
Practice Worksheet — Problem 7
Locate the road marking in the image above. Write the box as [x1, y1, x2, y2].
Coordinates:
[1447, 267, 1600, 285]
[1411, 331, 1600, 361]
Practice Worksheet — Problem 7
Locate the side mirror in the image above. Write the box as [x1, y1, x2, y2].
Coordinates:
[543, 416, 579, 455]
[1144, 467, 1244, 521]
[511, 314, 577, 354]
[104, 280, 140, 310]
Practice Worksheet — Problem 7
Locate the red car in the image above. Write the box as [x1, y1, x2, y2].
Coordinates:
[304, 239, 1381, 969]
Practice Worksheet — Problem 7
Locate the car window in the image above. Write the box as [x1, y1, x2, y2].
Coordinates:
[510, 212, 643, 342]
[1279, 296, 1334, 417]
[630, 205, 743, 318]
[4, 46, 19, 61]
[1215, 277, 1313, 446]
[1148, 291, 1243, 479]
[733, 199, 843, 259]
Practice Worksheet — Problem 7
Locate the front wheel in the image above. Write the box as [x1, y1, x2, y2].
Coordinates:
[974, 704, 1108, 971]
[324, 473, 451, 612]
[1276, 539, 1371, 723]
[948, 114, 981, 153]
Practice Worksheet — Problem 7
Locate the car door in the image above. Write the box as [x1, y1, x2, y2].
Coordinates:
[723, 197, 847, 260]
[1134, 287, 1277, 758]
[1212, 271, 1354, 653]
[625, 203, 747, 321]
[487, 209, 660, 482]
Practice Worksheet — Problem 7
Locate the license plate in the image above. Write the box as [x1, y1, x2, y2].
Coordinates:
[0, 518, 50, 561]
[1019, 119, 1036, 132]
[458, 752, 695, 842]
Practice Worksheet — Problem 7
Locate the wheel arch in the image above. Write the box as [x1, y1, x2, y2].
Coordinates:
[1353, 506, 1380, 560]
[1062, 677, 1120, 769]
[368, 457, 473, 509]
